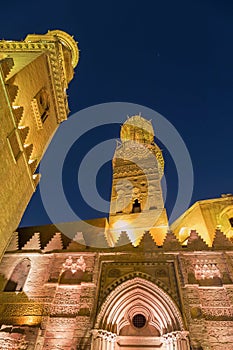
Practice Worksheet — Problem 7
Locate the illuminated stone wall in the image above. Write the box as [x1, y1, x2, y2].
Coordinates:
[1, 107, 233, 349]
[0, 30, 79, 259]
[0, 229, 232, 349]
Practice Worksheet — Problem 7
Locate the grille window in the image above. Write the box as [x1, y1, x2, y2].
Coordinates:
[132, 314, 146, 328]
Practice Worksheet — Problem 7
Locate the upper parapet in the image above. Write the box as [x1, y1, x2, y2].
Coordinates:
[0, 29, 79, 85]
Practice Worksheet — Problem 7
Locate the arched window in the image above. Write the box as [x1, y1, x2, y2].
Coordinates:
[132, 199, 141, 213]
[4, 259, 31, 292]
[229, 217, 233, 227]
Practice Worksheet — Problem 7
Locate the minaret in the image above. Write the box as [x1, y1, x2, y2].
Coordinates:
[108, 115, 168, 246]
[0, 30, 79, 258]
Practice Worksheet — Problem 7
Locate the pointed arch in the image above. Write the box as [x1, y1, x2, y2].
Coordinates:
[95, 277, 185, 335]
[4, 258, 31, 292]
[101, 271, 176, 303]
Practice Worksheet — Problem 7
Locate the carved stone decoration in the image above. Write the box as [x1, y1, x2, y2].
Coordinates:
[31, 87, 50, 129]
[198, 288, 231, 308]
[194, 260, 221, 280]
[162, 331, 190, 350]
[205, 321, 233, 347]
[91, 329, 117, 350]
[49, 285, 81, 317]
[202, 305, 233, 321]
[0, 332, 28, 350]
[0, 31, 79, 123]
[99, 261, 179, 307]
[62, 255, 86, 274]
[95, 277, 185, 334]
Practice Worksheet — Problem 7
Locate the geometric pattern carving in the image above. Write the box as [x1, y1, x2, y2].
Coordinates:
[31, 98, 43, 130]
[202, 307, 233, 320]
[194, 260, 221, 280]
[0, 333, 28, 350]
[199, 288, 231, 308]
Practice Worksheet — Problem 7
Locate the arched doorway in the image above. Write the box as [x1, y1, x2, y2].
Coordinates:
[92, 277, 189, 349]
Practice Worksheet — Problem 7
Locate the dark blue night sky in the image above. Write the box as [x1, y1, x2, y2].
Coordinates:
[1, 0, 233, 226]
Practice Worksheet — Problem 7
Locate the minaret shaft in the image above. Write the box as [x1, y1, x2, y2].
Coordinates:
[108, 115, 168, 247]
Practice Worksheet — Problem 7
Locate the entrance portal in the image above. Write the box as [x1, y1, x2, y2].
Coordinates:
[92, 277, 190, 349]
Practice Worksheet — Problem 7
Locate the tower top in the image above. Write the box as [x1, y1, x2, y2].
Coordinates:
[118, 115, 164, 176]
[25, 29, 79, 68]
[120, 115, 154, 144]
[47, 30, 79, 68]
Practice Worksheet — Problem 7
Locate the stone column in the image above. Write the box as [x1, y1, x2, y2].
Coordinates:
[162, 331, 190, 350]
[176, 331, 190, 350]
[91, 329, 117, 350]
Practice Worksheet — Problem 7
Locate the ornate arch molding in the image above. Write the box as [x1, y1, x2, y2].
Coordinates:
[100, 271, 178, 305]
[95, 277, 185, 335]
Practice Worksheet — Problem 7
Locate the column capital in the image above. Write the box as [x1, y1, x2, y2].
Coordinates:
[91, 329, 117, 342]
[162, 331, 189, 342]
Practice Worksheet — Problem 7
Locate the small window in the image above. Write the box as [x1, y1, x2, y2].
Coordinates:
[229, 218, 233, 227]
[132, 199, 141, 213]
[132, 314, 146, 328]
[31, 87, 50, 129]
[37, 88, 50, 123]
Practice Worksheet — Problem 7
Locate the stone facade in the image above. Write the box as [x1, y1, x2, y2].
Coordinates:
[0, 30, 79, 259]
[0, 82, 233, 348]
[0, 230, 232, 349]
